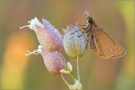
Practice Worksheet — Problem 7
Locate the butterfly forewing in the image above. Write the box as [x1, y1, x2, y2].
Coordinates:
[91, 27, 126, 59]
[109, 38, 126, 59]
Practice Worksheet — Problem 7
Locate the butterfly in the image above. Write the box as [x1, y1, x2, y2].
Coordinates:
[80, 10, 126, 59]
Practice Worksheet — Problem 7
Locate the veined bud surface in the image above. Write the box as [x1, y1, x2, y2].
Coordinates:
[63, 23, 87, 58]
[26, 45, 66, 75]
[41, 49, 66, 75]
[20, 17, 63, 52]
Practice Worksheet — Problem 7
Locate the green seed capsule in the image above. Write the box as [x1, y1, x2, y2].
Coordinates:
[63, 23, 87, 58]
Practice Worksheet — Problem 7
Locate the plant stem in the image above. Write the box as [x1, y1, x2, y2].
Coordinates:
[57, 51, 76, 83]
[60, 74, 70, 86]
[77, 55, 80, 82]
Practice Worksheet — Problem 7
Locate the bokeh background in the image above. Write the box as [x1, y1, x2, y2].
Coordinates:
[0, 0, 134, 90]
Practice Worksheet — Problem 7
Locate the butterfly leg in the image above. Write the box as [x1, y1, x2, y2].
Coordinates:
[71, 24, 86, 34]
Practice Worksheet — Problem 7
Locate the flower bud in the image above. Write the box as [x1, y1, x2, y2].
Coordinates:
[67, 62, 72, 72]
[60, 69, 71, 74]
[74, 80, 82, 90]
[41, 48, 66, 75]
[20, 17, 63, 52]
[68, 85, 76, 90]
[60, 62, 72, 74]
[63, 23, 87, 58]
[26, 45, 66, 75]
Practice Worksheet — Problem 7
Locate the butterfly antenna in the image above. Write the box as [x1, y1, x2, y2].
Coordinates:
[83, 10, 90, 17]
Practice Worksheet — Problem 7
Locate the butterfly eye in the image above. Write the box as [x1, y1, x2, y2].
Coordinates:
[88, 18, 93, 24]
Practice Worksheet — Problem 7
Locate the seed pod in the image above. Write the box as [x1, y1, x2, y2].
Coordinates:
[63, 23, 87, 58]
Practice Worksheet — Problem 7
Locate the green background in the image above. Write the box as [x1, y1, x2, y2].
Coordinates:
[0, 1, 134, 90]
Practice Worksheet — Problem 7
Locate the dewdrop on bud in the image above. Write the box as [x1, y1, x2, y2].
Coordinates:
[63, 23, 87, 58]
[20, 18, 63, 52]
[26, 45, 66, 75]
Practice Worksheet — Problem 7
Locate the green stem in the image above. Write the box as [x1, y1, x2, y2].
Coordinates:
[57, 51, 76, 83]
[69, 73, 76, 83]
[77, 55, 80, 82]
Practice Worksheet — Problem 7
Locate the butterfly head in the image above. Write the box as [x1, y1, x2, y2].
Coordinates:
[84, 10, 95, 25]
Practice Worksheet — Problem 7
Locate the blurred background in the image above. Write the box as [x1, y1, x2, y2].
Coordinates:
[0, 0, 134, 90]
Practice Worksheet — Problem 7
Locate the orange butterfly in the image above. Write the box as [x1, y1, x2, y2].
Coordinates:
[81, 11, 126, 59]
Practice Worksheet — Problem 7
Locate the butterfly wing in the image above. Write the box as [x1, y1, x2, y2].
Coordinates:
[90, 27, 126, 59]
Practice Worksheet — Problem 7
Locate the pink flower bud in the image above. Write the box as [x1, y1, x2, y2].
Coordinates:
[20, 18, 63, 52]
[41, 48, 66, 75]
[26, 45, 66, 75]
